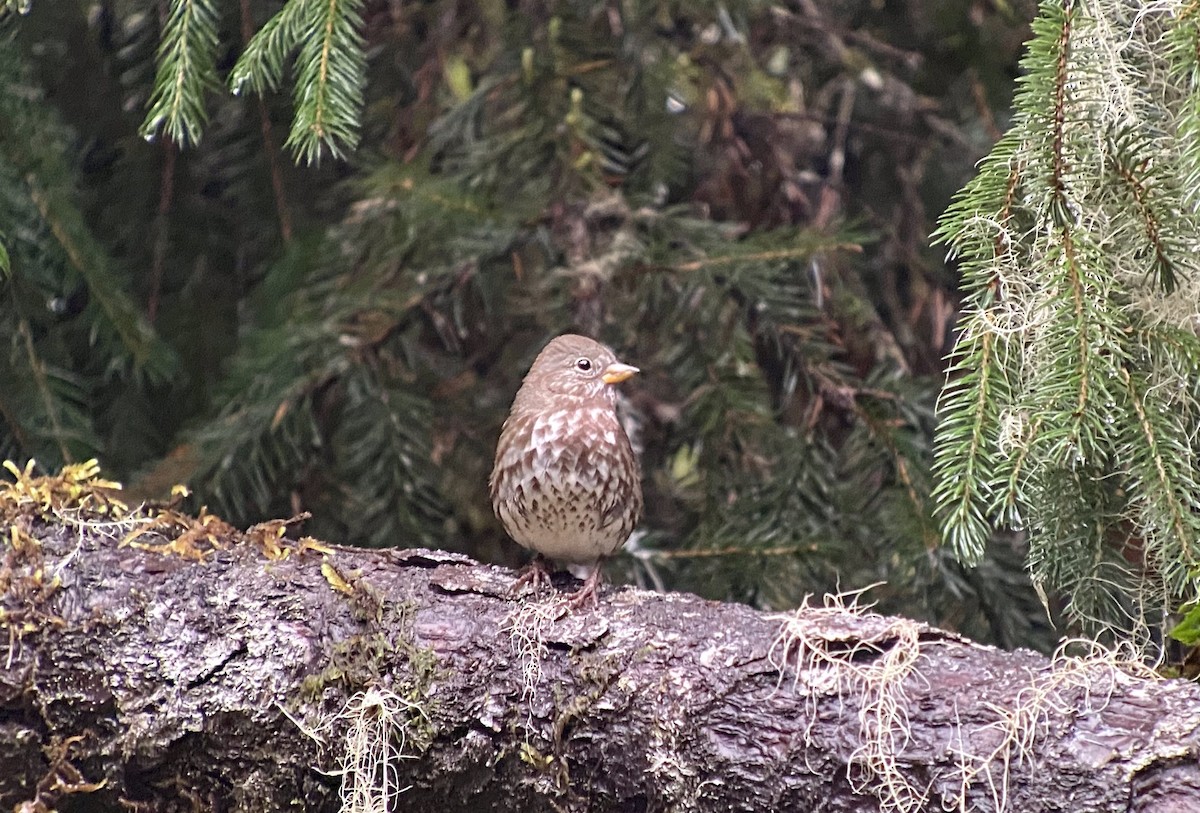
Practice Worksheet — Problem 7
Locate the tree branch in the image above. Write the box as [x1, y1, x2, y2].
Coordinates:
[1, 512, 1199, 812]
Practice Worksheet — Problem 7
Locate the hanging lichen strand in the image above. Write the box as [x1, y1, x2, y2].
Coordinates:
[932, 0, 1200, 649]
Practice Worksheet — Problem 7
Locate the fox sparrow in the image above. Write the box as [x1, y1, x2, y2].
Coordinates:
[489, 334, 643, 607]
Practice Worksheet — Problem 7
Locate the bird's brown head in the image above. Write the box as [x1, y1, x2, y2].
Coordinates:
[511, 334, 638, 412]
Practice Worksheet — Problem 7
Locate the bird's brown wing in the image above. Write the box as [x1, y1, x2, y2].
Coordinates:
[595, 426, 642, 532]
[489, 412, 533, 507]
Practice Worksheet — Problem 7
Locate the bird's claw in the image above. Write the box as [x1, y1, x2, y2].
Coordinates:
[510, 555, 554, 598]
[560, 566, 604, 611]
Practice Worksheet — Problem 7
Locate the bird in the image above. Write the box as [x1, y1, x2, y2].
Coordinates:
[489, 334, 643, 608]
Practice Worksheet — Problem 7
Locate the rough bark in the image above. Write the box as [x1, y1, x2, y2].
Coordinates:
[2, 515, 1200, 813]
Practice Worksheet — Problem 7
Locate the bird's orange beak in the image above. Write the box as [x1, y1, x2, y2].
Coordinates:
[601, 362, 639, 385]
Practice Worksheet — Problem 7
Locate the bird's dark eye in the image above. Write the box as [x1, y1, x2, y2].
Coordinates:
[575, 358, 592, 371]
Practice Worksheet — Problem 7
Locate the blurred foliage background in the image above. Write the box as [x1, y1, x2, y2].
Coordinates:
[0, 1, 1060, 649]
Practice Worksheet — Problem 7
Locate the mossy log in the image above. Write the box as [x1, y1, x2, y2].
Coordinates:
[2, 511, 1200, 812]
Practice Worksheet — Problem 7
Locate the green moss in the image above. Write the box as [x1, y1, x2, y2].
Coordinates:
[297, 593, 440, 750]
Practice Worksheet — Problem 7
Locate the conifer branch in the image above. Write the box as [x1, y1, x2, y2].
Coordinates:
[932, 0, 1200, 643]
[140, 0, 220, 146]
[229, 0, 306, 96]
[228, 0, 366, 163]
[1117, 365, 1196, 566]
[285, 0, 366, 163]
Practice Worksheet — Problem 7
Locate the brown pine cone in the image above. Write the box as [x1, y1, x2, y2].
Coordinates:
[489, 334, 643, 605]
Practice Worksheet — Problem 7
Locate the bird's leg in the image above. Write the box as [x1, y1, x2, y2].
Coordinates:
[510, 554, 554, 597]
[562, 561, 605, 610]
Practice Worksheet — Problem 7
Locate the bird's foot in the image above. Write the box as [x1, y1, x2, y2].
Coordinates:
[561, 565, 605, 611]
[510, 555, 554, 598]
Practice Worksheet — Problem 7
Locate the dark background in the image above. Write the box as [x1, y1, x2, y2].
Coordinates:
[0, 1, 1051, 648]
